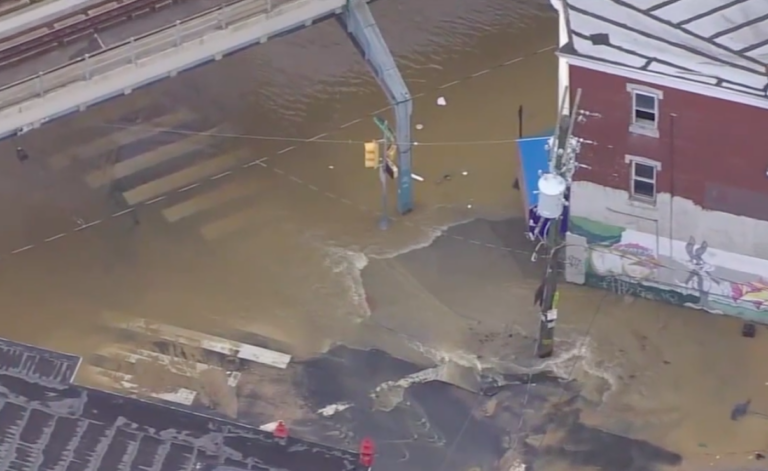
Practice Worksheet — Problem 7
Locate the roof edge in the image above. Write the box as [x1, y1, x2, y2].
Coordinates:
[563, 53, 768, 111]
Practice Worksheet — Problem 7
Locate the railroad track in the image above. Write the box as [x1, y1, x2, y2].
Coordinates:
[0, 0, 185, 69]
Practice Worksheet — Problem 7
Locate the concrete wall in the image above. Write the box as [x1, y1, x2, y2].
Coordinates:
[564, 65, 768, 321]
[565, 183, 768, 322]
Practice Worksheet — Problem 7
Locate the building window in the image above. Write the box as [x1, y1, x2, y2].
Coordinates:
[625, 155, 661, 203]
[633, 92, 657, 126]
[626, 84, 663, 138]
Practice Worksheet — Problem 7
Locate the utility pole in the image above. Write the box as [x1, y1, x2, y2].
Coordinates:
[535, 87, 582, 358]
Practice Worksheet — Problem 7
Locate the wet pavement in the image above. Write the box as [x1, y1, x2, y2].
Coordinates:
[0, 0, 766, 470]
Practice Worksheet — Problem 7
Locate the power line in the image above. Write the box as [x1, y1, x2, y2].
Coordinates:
[96, 123, 525, 147]
[96, 44, 558, 148]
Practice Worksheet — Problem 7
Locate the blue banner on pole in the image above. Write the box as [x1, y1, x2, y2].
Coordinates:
[516, 136, 569, 240]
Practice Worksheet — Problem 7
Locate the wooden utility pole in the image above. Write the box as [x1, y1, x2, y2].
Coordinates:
[535, 88, 581, 358]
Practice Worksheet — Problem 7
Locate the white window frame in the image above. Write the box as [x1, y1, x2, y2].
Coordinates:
[624, 155, 661, 204]
[626, 84, 663, 138]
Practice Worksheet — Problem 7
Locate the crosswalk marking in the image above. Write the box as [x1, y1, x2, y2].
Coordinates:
[48, 111, 191, 170]
[85, 131, 216, 188]
[161, 178, 261, 223]
[123, 149, 250, 205]
[79, 365, 198, 405]
[33, 95, 156, 154]
[99, 346, 241, 386]
[118, 318, 292, 369]
[199, 205, 272, 241]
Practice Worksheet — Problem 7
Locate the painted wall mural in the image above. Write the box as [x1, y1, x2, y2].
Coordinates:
[565, 216, 768, 321]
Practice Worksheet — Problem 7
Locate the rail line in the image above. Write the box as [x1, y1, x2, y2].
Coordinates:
[0, 0, 185, 69]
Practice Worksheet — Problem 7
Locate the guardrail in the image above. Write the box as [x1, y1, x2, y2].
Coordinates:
[0, 0, 284, 111]
[0, 0, 348, 138]
[0, 0, 183, 68]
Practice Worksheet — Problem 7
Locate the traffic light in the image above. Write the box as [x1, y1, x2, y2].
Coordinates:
[364, 141, 379, 168]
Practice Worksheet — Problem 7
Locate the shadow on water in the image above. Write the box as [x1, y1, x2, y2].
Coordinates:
[526, 401, 683, 471]
[294, 345, 507, 471]
[288, 346, 682, 471]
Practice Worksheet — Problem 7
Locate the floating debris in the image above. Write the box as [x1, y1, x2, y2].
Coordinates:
[317, 402, 352, 417]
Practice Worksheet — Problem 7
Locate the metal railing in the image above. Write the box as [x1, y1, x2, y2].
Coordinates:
[0, 0, 302, 111]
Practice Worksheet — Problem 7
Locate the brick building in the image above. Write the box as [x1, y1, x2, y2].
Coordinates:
[553, 0, 768, 321]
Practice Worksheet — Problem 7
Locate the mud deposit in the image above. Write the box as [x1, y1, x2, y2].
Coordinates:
[254, 345, 681, 471]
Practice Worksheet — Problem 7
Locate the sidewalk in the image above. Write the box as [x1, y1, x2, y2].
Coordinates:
[356, 215, 768, 470]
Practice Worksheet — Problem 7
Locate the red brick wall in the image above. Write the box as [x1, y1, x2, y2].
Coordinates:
[569, 65, 768, 220]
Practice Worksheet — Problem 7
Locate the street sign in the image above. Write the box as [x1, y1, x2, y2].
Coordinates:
[373, 116, 395, 144]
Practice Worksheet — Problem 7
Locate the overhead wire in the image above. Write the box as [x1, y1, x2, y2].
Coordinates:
[79, 41, 759, 297]
[97, 123, 526, 147]
[96, 44, 559, 147]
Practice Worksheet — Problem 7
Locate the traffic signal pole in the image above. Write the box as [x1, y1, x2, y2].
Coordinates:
[365, 116, 400, 230]
[377, 139, 389, 230]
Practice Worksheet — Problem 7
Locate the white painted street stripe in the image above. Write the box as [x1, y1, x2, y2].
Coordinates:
[123, 149, 249, 205]
[49, 111, 191, 170]
[143, 196, 167, 205]
[38, 95, 155, 158]
[177, 183, 201, 193]
[111, 208, 135, 218]
[44, 233, 66, 242]
[198, 206, 269, 241]
[100, 347, 241, 387]
[119, 318, 291, 369]
[162, 179, 261, 223]
[80, 365, 197, 405]
[242, 158, 268, 168]
[73, 219, 102, 231]
[85, 131, 215, 188]
[210, 171, 232, 181]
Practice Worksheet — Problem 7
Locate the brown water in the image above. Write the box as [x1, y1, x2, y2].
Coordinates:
[0, 0, 558, 354]
[0, 0, 766, 468]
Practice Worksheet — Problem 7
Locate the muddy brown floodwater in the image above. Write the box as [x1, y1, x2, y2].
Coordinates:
[0, 0, 766, 471]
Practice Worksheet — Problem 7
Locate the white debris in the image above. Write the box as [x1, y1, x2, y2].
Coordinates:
[411, 173, 425, 182]
[461, 171, 468, 176]
[416, 124, 424, 130]
[328, 165, 334, 169]
[317, 402, 352, 417]
[372, 366, 444, 411]
[259, 421, 280, 432]
[436, 97, 447, 106]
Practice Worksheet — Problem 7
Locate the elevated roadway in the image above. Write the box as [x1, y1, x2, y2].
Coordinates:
[0, 0, 415, 212]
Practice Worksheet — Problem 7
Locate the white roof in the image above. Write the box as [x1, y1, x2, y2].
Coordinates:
[562, 0, 768, 97]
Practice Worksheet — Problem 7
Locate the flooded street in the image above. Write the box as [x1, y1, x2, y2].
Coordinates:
[0, 0, 766, 470]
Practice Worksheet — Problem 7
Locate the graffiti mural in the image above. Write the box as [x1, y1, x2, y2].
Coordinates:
[566, 217, 768, 322]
